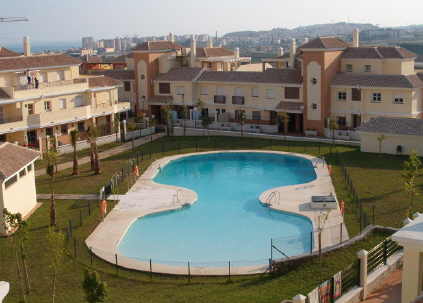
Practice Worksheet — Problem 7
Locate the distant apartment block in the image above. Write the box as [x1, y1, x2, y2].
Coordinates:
[82, 36, 96, 50]
[0, 38, 130, 148]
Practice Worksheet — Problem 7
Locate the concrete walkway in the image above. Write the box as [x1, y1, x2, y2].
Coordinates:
[362, 269, 402, 303]
[35, 133, 164, 176]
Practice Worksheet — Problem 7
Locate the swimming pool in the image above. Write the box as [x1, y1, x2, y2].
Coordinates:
[118, 152, 317, 267]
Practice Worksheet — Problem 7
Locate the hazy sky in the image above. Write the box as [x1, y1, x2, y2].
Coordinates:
[1, 0, 423, 43]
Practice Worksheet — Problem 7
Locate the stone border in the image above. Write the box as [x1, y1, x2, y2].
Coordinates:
[86, 150, 346, 275]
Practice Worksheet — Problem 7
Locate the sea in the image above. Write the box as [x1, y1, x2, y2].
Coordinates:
[4, 41, 80, 53]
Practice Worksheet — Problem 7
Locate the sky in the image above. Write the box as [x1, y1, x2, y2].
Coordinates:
[1, 0, 423, 44]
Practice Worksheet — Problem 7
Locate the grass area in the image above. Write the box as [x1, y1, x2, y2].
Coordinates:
[35, 135, 423, 236]
[0, 198, 392, 303]
[34, 140, 122, 170]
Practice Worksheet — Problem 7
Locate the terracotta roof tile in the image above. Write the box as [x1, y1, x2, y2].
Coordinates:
[155, 68, 203, 82]
[197, 47, 234, 58]
[342, 46, 416, 59]
[88, 76, 122, 88]
[133, 41, 183, 51]
[332, 73, 423, 88]
[300, 37, 349, 50]
[0, 143, 39, 180]
[0, 47, 20, 58]
[357, 117, 423, 137]
[197, 69, 302, 84]
[0, 54, 81, 72]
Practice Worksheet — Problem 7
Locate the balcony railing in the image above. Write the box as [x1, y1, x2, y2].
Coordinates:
[232, 96, 245, 105]
[14, 78, 88, 91]
[214, 95, 226, 104]
[0, 115, 23, 125]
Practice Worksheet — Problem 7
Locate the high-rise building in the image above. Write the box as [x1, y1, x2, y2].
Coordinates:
[82, 37, 95, 50]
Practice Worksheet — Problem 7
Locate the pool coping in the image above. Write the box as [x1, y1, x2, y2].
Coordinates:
[86, 150, 347, 276]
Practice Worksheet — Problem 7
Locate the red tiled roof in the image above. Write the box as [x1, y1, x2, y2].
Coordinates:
[0, 143, 39, 180]
[300, 37, 349, 50]
[133, 41, 183, 51]
[197, 69, 302, 84]
[88, 76, 122, 88]
[342, 47, 416, 59]
[155, 68, 203, 82]
[0, 54, 81, 72]
[332, 73, 423, 88]
[196, 47, 234, 58]
[0, 47, 20, 58]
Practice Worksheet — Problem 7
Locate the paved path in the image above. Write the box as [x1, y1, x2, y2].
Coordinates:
[35, 133, 164, 177]
[362, 269, 402, 303]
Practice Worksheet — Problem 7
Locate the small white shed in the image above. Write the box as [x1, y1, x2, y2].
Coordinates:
[0, 142, 39, 235]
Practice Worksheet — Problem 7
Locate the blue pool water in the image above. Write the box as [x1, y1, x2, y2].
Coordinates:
[118, 152, 316, 266]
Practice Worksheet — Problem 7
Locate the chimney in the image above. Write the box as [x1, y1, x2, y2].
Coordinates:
[23, 36, 31, 56]
[190, 34, 197, 67]
[352, 28, 360, 48]
[234, 47, 240, 59]
[277, 47, 284, 57]
[289, 38, 296, 67]
[207, 36, 213, 48]
[303, 37, 309, 44]
[168, 32, 175, 43]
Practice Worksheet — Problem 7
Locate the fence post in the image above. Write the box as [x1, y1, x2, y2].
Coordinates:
[149, 259, 152, 280]
[188, 261, 191, 283]
[270, 238, 273, 262]
[310, 231, 313, 254]
[228, 261, 231, 281]
[73, 239, 77, 258]
[80, 209, 83, 227]
[115, 254, 119, 276]
[90, 247, 93, 265]
[357, 249, 369, 300]
[88, 203, 91, 216]
[132, 137, 135, 150]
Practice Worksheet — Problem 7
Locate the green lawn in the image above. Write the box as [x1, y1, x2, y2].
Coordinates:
[0, 199, 391, 303]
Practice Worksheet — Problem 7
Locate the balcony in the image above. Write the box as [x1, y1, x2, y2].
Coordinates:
[232, 96, 245, 105]
[214, 95, 226, 104]
[9, 78, 89, 100]
[27, 105, 92, 128]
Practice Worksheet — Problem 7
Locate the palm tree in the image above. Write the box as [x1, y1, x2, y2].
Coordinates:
[88, 127, 101, 175]
[45, 151, 58, 227]
[113, 114, 121, 143]
[278, 112, 290, 135]
[195, 99, 204, 129]
[377, 134, 386, 154]
[70, 130, 79, 176]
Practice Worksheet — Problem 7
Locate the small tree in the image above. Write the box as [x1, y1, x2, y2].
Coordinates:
[377, 134, 386, 154]
[46, 229, 65, 303]
[402, 151, 422, 217]
[201, 115, 212, 140]
[161, 105, 173, 136]
[195, 99, 204, 129]
[88, 127, 101, 175]
[239, 111, 246, 136]
[82, 270, 108, 303]
[70, 130, 79, 176]
[181, 104, 189, 136]
[45, 151, 58, 227]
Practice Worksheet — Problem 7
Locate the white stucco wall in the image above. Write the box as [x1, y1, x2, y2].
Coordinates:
[306, 61, 322, 121]
[359, 131, 423, 156]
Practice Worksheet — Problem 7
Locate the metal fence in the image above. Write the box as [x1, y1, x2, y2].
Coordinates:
[367, 238, 402, 274]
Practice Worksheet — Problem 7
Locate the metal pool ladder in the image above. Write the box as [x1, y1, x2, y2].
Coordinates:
[265, 191, 280, 207]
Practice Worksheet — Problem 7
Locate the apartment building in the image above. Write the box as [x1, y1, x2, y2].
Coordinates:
[137, 29, 423, 138]
[0, 39, 130, 148]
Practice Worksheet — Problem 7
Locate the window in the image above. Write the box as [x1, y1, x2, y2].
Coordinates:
[61, 124, 68, 134]
[372, 93, 382, 103]
[124, 81, 131, 92]
[59, 98, 66, 110]
[252, 111, 261, 121]
[159, 82, 171, 94]
[352, 114, 361, 128]
[175, 86, 185, 96]
[140, 74, 145, 80]
[27, 104, 34, 115]
[285, 87, 300, 99]
[251, 87, 259, 97]
[46, 127, 53, 137]
[337, 116, 347, 128]
[232, 96, 245, 105]
[265, 88, 275, 99]
[312, 103, 318, 110]
[58, 70, 65, 81]
[214, 95, 226, 104]
[5, 175, 17, 189]
[200, 87, 208, 95]
[393, 97, 404, 104]
[337, 92, 347, 101]
[77, 122, 85, 132]
[311, 78, 318, 85]
[74, 96, 84, 107]
[208, 62, 212, 69]
[19, 169, 26, 178]
[346, 64, 353, 72]
[44, 101, 52, 112]
[364, 65, 372, 72]
[27, 163, 32, 172]
[352, 88, 361, 101]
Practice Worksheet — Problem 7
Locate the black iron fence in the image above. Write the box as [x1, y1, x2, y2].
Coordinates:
[367, 238, 401, 274]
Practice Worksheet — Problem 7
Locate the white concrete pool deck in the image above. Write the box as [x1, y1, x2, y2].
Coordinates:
[86, 150, 348, 276]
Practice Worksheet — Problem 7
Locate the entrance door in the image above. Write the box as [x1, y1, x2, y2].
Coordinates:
[27, 130, 38, 147]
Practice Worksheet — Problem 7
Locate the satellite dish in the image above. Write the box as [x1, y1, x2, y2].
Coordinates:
[0, 281, 10, 302]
